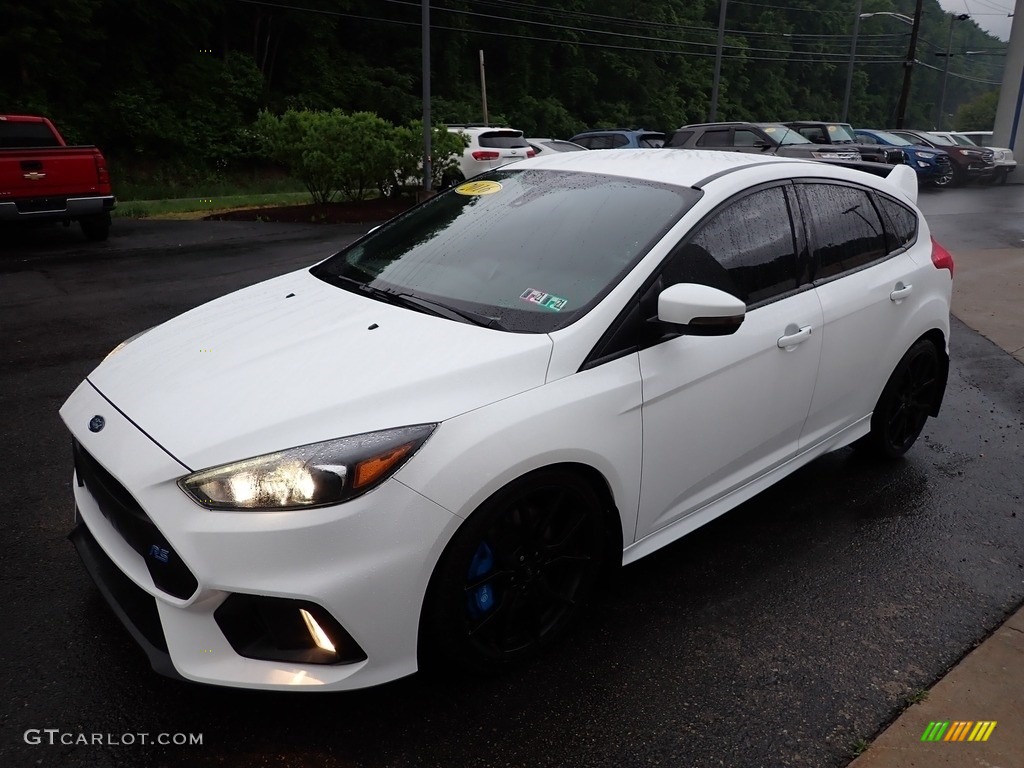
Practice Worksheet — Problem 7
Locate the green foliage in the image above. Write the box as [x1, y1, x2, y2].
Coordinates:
[953, 91, 999, 131]
[329, 112, 401, 201]
[392, 122, 467, 192]
[255, 109, 347, 203]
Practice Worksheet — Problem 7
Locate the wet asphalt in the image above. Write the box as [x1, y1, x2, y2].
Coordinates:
[1, 188, 1022, 768]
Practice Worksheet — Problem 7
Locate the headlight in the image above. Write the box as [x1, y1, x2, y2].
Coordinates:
[916, 152, 935, 160]
[178, 424, 437, 510]
[103, 326, 156, 361]
[957, 149, 981, 157]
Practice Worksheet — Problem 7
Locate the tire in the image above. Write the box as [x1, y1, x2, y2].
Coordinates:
[932, 167, 956, 188]
[420, 469, 608, 673]
[80, 213, 111, 241]
[861, 340, 941, 459]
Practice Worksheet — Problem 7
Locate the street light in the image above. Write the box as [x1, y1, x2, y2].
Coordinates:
[860, 1, 925, 129]
[843, 8, 912, 123]
[935, 13, 971, 130]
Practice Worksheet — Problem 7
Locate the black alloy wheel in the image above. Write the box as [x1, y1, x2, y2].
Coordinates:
[864, 340, 940, 458]
[420, 469, 608, 671]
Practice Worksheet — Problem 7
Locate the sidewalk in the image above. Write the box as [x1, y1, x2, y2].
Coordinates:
[848, 607, 1024, 768]
[848, 245, 1024, 767]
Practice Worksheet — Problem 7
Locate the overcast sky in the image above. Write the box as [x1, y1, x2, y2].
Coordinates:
[940, 0, 1016, 41]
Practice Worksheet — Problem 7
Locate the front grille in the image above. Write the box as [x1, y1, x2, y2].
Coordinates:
[935, 155, 951, 167]
[73, 439, 198, 600]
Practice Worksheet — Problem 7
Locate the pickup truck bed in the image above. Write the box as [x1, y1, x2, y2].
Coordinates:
[0, 115, 116, 241]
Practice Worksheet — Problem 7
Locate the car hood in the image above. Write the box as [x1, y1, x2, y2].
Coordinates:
[88, 269, 553, 470]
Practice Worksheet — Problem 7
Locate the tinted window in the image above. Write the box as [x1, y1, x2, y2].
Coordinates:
[611, 134, 629, 148]
[697, 130, 732, 147]
[799, 183, 887, 279]
[638, 134, 665, 148]
[876, 195, 918, 251]
[667, 130, 694, 147]
[312, 169, 701, 333]
[478, 131, 529, 148]
[575, 135, 617, 150]
[0, 121, 60, 148]
[760, 124, 812, 145]
[543, 140, 585, 152]
[664, 186, 798, 306]
[733, 130, 762, 147]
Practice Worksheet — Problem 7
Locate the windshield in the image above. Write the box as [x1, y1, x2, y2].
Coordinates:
[869, 131, 911, 146]
[948, 134, 977, 147]
[760, 124, 812, 145]
[311, 169, 700, 333]
[926, 132, 956, 146]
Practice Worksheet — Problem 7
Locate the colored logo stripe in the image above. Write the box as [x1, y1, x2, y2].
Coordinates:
[921, 721, 996, 742]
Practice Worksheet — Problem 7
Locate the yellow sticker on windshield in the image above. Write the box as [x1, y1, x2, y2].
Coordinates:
[455, 180, 503, 196]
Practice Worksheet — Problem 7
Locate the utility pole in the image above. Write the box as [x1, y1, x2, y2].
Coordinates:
[895, 0, 925, 129]
[935, 14, 971, 130]
[709, 0, 727, 121]
[479, 50, 489, 126]
[841, 0, 864, 123]
[421, 0, 432, 193]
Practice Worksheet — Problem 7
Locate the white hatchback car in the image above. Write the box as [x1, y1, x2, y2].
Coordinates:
[62, 150, 953, 691]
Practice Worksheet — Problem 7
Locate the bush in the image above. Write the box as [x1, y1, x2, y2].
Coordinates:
[392, 121, 467, 193]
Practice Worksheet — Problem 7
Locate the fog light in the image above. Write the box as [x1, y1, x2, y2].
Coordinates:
[300, 608, 336, 653]
[214, 594, 366, 665]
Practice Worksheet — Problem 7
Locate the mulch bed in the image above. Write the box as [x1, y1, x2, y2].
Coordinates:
[205, 197, 417, 225]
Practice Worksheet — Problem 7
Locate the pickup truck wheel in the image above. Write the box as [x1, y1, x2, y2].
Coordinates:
[80, 213, 111, 241]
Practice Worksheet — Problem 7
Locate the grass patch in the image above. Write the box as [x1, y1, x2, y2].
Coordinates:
[113, 191, 312, 220]
[849, 738, 871, 757]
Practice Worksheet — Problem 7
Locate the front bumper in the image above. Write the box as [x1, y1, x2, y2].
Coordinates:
[60, 379, 461, 691]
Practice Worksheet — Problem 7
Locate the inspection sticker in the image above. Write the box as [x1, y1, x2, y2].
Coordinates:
[455, 180, 503, 196]
[520, 288, 568, 311]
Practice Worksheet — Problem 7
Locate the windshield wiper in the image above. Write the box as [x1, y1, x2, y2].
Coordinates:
[325, 273, 506, 330]
[396, 294, 507, 331]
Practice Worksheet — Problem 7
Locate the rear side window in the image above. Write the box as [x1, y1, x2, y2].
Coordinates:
[798, 183, 888, 280]
[0, 121, 60, 148]
[638, 134, 665, 148]
[663, 186, 798, 306]
[478, 131, 529, 149]
[875, 195, 918, 252]
[696, 130, 732, 147]
[667, 130, 694, 147]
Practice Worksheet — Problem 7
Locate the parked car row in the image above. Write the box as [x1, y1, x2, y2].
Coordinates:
[442, 122, 1012, 191]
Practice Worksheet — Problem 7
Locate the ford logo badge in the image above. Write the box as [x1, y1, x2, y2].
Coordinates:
[88, 415, 105, 433]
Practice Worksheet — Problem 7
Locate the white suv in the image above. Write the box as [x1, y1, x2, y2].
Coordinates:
[446, 125, 534, 182]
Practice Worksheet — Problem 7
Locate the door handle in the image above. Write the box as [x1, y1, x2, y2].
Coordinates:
[777, 325, 812, 349]
[890, 283, 913, 302]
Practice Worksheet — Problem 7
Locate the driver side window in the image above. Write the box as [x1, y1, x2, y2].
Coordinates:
[660, 185, 800, 307]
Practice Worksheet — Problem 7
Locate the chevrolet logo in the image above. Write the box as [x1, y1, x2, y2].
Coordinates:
[23, 172, 46, 181]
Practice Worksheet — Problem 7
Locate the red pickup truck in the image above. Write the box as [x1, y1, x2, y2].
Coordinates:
[0, 115, 116, 241]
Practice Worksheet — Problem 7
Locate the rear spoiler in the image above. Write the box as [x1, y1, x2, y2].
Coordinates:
[883, 163, 918, 205]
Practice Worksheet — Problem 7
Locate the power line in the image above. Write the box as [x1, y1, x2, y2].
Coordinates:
[235, 0, 905, 62]
[916, 58, 1002, 84]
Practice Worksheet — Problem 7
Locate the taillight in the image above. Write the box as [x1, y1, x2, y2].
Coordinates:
[92, 150, 110, 186]
[931, 236, 954, 277]
[526, 149, 536, 158]
[471, 150, 500, 161]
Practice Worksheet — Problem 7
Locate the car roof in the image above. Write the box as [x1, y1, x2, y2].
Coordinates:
[507, 147, 869, 189]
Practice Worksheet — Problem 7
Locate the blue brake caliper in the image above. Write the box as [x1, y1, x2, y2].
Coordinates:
[466, 541, 496, 618]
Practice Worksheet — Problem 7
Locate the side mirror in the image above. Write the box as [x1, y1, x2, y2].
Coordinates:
[657, 283, 745, 336]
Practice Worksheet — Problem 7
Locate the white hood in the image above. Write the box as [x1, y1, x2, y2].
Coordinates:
[89, 269, 552, 470]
